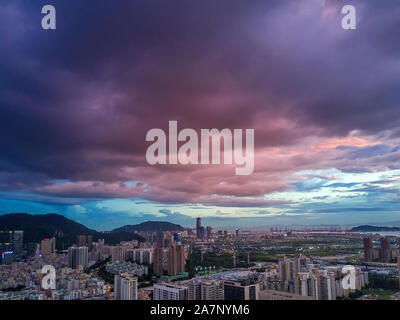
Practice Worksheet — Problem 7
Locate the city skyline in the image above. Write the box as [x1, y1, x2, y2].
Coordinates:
[1, 0, 400, 230]
[2, 221, 398, 301]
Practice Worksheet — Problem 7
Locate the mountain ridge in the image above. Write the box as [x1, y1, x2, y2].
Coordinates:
[112, 220, 185, 233]
[0, 213, 144, 248]
[350, 225, 400, 232]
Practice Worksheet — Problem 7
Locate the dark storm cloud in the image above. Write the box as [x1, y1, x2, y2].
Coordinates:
[0, 1, 283, 178]
[0, 0, 399, 207]
[340, 144, 399, 160]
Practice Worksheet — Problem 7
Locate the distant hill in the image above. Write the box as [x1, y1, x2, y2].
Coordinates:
[0, 213, 144, 249]
[112, 221, 184, 233]
[350, 225, 400, 232]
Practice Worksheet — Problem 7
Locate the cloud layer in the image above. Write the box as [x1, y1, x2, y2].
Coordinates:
[0, 0, 400, 229]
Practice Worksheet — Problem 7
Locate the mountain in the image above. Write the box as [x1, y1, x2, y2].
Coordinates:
[0, 213, 144, 249]
[112, 221, 185, 233]
[350, 225, 400, 232]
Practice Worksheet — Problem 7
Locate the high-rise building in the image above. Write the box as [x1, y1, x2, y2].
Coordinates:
[196, 218, 202, 238]
[0, 230, 24, 259]
[308, 276, 321, 300]
[154, 247, 164, 276]
[196, 217, 201, 230]
[278, 260, 287, 282]
[1, 251, 15, 265]
[10, 230, 23, 256]
[287, 260, 297, 281]
[274, 256, 369, 300]
[114, 274, 138, 300]
[298, 272, 309, 296]
[128, 248, 153, 265]
[0, 231, 12, 254]
[223, 280, 259, 300]
[111, 246, 127, 263]
[397, 238, 400, 256]
[206, 226, 212, 238]
[296, 255, 310, 273]
[398, 256, 400, 289]
[41, 237, 56, 256]
[76, 235, 86, 247]
[201, 281, 224, 300]
[155, 231, 164, 248]
[278, 258, 297, 282]
[320, 274, 336, 300]
[153, 283, 188, 300]
[188, 281, 202, 300]
[167, 245, 185, 276]
[68, 246, 89, 269]
[186, 279, 223, 300]
[76, 235, 93, 251]
[379, 237, 392, 263]
[26, 242, 40, 257]
[363, 237, 374, 261]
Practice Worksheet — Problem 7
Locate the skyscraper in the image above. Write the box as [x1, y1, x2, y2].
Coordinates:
[111, 246, 126, 263]
[76, 235, 93, 251]
[186, 279, 224, 300]
[379, 237, 391, 263]
[196, 217, 201, 230]
[155, 231, 164, 248]
[0, 230, 24, 259]
[0, 231, 12, 253]
[398, 256, 400, 289]
[68, 246, 89, 269]
[278, 259, 289, 282]
[26, 242, 40, 257]
[206, 226, 212, 238]
[10, 230, 23, 257]
[167, 245, 185, 276]
[114, 274, 137, 300]
[320, 273, 336, 300]
[200, 226, 205, 239]
[154, 247, 164, 276]
[223, 280, 259, 300]
[41, 237, 56, 256]
[196, 217, 202, 239]
[188, 281, 201, 300]
[363, 237, 374, 261]
[200, 281, 224, 300]
[153, 283, 188, 300]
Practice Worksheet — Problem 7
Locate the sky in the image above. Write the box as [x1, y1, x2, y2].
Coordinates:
[0, 0, 400, 230]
